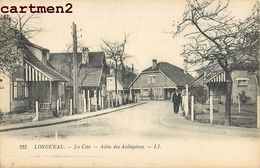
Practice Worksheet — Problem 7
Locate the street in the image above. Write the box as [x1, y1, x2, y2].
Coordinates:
[1, 101, 260, 167]
[2, 101, 259, 139]
[3, 101, 177, 139]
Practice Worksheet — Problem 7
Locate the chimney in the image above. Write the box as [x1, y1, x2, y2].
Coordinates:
[81, 47, 89, 64]
[152, 59, 157, 69]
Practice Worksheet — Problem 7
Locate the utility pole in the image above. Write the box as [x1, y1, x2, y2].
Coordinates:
[257, 33, 260, 129]
[131, 64, 134, 102]
[72, 22, 78, 114]
[114, 60, 118, 107]
[115, 60, 118, 95]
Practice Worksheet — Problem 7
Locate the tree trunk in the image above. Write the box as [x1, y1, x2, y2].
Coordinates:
[224, 72, 232, 126]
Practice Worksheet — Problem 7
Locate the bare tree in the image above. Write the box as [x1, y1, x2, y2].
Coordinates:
[173, 0, 258, 125]
[14, 14, 44, 39]
[101, 33, 130, 95]
[237, 1, 259, 63]
[0, 14, 43, 74]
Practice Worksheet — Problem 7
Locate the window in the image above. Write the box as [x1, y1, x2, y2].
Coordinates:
[142, 88, 150, 96]
[13, 81, 24, 99]
[237, 78, 249, 86]
[147, 75, 156, 84]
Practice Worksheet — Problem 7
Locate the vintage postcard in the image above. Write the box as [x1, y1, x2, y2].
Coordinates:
[0, 0, 259, 167]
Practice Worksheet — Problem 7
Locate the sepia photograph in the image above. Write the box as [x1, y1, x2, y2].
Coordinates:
[0, 0, 259, 167]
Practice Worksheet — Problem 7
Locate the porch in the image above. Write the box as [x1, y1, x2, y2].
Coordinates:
[206, 71, 227, 104]
[24, 61, 68, 111]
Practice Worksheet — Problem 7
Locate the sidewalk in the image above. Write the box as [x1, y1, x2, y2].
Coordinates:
[0, 102, 146, 132]
[160, 108, 260, 137]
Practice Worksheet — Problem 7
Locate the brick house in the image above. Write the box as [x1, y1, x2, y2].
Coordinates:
[49, 47, 108, 112]
[130, 59, 194, 101]
[190, 61, 260, 104]
[0, 41, 69, 113]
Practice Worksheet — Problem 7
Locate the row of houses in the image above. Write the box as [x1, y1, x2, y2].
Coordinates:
[1, 17, 258, 114]
[0, 38, 194, 114]
[1, 34, 258, 114]
[0, 15, 196, 113]
[0, 30, 196, 114]
[0, 40, 139, 113]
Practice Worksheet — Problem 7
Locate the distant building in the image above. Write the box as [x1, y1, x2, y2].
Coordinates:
[190, 61, 260, 103]
[106, 64, 137, 105]
[130, 59, 194, 101]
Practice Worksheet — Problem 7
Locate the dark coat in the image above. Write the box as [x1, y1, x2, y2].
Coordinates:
[172, 93, 182, 105]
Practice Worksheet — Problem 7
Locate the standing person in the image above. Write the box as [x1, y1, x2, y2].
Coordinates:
[171, 89, 182, 114]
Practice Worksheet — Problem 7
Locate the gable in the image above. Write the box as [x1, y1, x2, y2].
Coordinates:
[132, 71, 176, 88]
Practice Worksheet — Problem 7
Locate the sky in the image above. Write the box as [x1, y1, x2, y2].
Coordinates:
[2, 0, 256, 74]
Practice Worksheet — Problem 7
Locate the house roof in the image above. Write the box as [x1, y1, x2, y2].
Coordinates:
[49, 52, 105, 68]
[49, 52, 106, 87]
[189, 73, 204, 87]
[24, 47, 69, 82]
[119, 71, 137, 89]
[78, 66, 102, 87]
[26, 42, 49, 52]
[142, 62, 194, 86]
[19, 35, 50, 52]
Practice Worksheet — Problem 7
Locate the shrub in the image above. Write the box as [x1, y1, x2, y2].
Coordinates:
[190, 86, 207, 104]
[239, 91, 251, 104]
